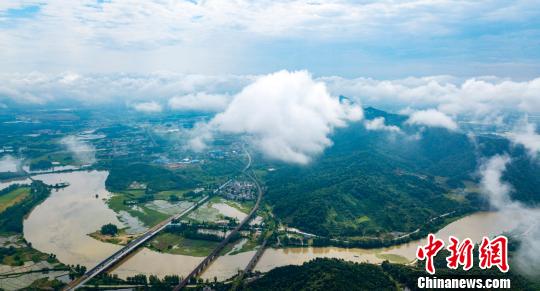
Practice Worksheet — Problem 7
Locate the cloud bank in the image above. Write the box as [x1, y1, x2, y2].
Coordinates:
[2, 72, 539, 124]
[1, 71, 540, 165]
[192, 70, 363, 164]
[324, 76, 540, 122]
[1, 72, 540, 121]
[0, 72, 252, 106]
[60, 136, 96, 165]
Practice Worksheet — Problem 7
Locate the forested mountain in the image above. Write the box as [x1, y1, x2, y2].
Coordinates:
[263, 108, 540, 237]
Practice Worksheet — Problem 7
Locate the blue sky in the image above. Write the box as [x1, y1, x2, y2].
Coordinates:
[4, 4, 41, 19]
[1, 1, 540, 79]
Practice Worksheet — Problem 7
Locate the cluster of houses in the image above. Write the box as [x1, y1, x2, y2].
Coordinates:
[219, 180, 256, 201]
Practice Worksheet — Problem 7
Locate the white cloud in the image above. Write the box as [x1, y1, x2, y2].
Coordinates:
[185, 123, 213, 152]
[405, 109, 458, 131]
[2, 72, 540, 127]
[60, 136, 96, 165]
[478, 155, 540, 276]
[323, 76, 540, 121]
[191, 70, 363, 164]
[506, 121, 540, 159]
[2, 1, 529, 50]
[479, 154, 513, 208]
[364, 117, 401, 133]
[0, 72, 252, 105]
[168, 93, 230, 112]
[132, 101, 163, 113]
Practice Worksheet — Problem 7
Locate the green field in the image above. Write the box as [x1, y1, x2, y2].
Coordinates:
[187, 202, 221, 223]
[149, 232, 236, 257]
[29, 151, 77, 168]
[0, 187, 30, 213]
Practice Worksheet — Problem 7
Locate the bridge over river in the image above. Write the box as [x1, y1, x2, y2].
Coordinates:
[65, 148, 260, 290]
[172, 166, 263, 290]
[63, 195, 210, 290]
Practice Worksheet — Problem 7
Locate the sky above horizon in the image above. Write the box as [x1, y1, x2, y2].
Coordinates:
[1, 0, 540, 79]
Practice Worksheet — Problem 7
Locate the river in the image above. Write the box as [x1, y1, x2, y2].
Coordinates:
[9, 170, 532, 281]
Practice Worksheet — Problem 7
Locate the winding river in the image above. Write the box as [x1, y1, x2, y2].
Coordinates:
[7, 170, 532, 281]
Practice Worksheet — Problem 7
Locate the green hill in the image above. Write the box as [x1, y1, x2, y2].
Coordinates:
[262, 108, 540, 237]
[243, 258, 397, 291]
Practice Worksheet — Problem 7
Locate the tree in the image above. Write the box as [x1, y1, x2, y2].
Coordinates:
[163, 275, 180, 285]
[149, 275, 160, 285]
[100, 223, 119, 236]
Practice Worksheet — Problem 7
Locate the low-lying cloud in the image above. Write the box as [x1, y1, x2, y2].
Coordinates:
[168, 93, 230, 112]
[479, 155, 513, 208]
[506, 121, 540, 159]
[478, 155, 540, 276]
[190, 70, 363, 164]
[60, 136, 96, 165]
[132, 101, 163, 113]
[405, 109, 458, 131]
[364, 117, 401, 133]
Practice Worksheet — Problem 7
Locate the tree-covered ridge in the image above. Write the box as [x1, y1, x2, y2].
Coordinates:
[243, 258, 397, 291]
[263, 108, 540, 237]
[243, 242, 540, 291]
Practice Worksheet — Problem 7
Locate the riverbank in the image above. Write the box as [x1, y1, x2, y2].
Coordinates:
[16, 170, 536, 282]
[277, 207, 475, 250]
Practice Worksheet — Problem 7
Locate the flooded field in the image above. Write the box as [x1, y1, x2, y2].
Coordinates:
[146, 200, 193, 216]
[9, 170, 535, 281]
[212, 202, 247, 221]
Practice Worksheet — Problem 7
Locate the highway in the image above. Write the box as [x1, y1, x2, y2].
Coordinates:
[63, 194, 210, 290]
[173, 149, 262, 290]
